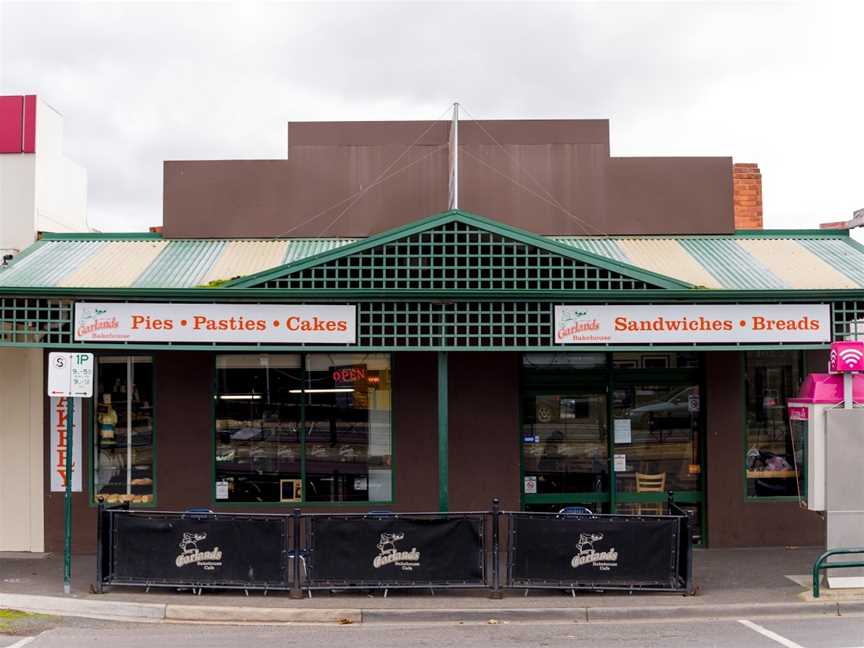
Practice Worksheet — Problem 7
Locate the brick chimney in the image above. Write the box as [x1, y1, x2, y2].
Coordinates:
[733, 162, 763, 229]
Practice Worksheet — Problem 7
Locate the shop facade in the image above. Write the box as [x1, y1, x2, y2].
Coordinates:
[2, 210, 863, 553]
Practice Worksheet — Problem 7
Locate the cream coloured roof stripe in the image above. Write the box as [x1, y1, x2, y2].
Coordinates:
[200, 240, 289, 285]
[59, 241, 166, 288]
[738, 239, 857, 290]
[616, 239, 721, 288]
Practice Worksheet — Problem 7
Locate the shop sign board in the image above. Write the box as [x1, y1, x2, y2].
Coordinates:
[50, 397, 82, 492]
[555, 304, 831, 344]
[74, 303, 356, 344]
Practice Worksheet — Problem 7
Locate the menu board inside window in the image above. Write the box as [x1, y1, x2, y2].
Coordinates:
[93, 356, 155, 504]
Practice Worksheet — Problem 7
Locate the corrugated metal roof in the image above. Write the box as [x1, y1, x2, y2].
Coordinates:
[0, 231, 862, 292]
[737, 238, 858, 290]
[0, 237, 356, 289]
[550, 237, 629, 264]
[200, 241, 290, 286]
[0, 240, 107, 287]
[615, 239, 723, 288]
[59, 241, 166, 288]
[555, 234, 864, 290]
[135, 240, 227, 288]
[677, 239, 786, 290]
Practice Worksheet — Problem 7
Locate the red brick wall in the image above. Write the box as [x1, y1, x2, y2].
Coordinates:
[733, 162, 763, 229]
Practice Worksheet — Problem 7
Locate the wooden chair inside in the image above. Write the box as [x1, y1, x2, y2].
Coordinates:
[635, 472, 666, 515]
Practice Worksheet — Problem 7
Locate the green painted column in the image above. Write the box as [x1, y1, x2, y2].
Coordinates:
[437, 351, 449, 512]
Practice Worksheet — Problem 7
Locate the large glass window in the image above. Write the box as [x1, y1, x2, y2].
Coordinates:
[214, 353, 392, 504]
[93, 356, 155, 505]
[521, 391, 609, 497]
[744, 351, 802, 498]
[612, 383, 702, 493]
[214, 354, 303, 503]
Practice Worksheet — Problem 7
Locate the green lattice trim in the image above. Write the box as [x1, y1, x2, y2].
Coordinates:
[0, 297, 73, 345]
[0, 297, 859, 349]
[227, 211, 690, 291]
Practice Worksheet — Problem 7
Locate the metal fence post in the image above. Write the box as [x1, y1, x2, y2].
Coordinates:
[490, 497, 502, 599]
[95, 498, 104, 594]
[290, 508, 303, 599]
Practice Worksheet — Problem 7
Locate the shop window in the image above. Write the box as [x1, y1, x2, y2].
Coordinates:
[93, 356, 155, 505]
[744, 351, 802, 498]
[214, 353, 392, 504]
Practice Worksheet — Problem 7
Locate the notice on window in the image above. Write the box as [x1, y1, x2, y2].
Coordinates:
[524, 476, 538, 494]
[613, 419, 632, 444]
[614, 454, 627, 472]
[215, 481, 229, 500]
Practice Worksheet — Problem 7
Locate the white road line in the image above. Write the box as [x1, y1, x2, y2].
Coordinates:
[738, 619, 807, 648]
[5, 635, 38, 648]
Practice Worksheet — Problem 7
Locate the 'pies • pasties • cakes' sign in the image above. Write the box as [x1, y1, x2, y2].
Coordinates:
[74, 303, 356, 344]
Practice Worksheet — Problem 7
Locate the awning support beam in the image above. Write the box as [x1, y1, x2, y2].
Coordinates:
[437, 351, 448, 512]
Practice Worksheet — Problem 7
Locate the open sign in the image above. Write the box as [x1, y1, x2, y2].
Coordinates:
[332, 365, 367, 385]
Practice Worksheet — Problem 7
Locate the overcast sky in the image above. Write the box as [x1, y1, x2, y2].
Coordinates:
[1, 1, 862, 233]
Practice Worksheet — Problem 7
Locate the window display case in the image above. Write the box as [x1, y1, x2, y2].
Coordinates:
[93, 356, 154, 505]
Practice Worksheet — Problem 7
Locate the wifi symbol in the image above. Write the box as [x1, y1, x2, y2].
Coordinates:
[839, 348, 864, 368]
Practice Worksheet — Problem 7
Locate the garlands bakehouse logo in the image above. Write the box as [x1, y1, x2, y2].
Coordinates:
[570, 532, 619, 571]
[175, 532, 223, 570]
[372, 532, 421, 570]
[75, 306, 121, 339]
[556, 309, 607, 343]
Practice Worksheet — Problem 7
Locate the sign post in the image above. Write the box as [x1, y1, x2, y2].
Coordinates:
[48, 352, 94, 595]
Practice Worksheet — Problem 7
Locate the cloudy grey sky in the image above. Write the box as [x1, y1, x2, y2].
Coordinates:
[1, 1, 861, 233]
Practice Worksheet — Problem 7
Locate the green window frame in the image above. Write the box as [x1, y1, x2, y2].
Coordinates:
[89, 353, 157, 507]
[519, 352, 707, 543]
[211, 352, 394, 507]
[743, 350, 804, 501]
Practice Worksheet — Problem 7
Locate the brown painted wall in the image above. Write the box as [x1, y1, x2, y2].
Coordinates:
[391, 352, 439, 511]
[448, 352, 521, 511]
[705, 351, 825, 547]
[163, 120, 735, 238]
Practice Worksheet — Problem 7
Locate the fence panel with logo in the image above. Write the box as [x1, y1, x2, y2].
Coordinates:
[305, 513, 487, 589]
[98, 507, 291, 591]
[507, 505, 692, 592]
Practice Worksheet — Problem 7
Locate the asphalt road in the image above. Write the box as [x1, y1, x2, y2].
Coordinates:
[1, 615, 863, 648]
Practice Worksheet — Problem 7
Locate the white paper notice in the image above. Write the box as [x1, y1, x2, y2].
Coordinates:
[614, 454, 627, 472]
[215, 481, 229, 500]
[524, 476, 538, 494]
[614, 419, 632, 444]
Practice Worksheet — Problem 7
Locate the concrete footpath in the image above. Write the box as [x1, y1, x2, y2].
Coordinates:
[1, 547, 863, 625]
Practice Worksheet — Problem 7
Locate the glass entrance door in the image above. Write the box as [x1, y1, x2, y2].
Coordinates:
[521, 390, 610, 512]
[611, 382, 704, 540]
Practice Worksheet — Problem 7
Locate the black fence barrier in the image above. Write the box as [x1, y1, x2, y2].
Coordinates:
[304, 513, 487, 590]
[507, 500, 693, 593]
[95, 498, 693, 595]
[97, 505, 291, 592]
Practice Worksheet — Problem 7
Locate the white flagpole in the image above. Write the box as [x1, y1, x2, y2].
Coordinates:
[451, 102, 459, 210]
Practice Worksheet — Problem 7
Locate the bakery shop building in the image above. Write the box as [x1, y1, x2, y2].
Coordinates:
[1, 118, 861, 554]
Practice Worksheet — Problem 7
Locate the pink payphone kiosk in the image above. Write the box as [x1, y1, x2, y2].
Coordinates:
[788, 342, 864, 589]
